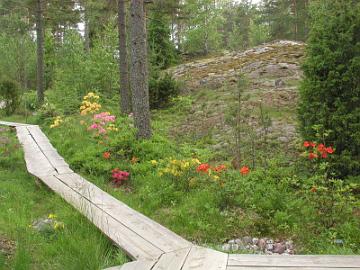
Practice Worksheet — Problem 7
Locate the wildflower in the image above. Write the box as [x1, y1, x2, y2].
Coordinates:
[111, 168, 130, 186]
[317, 143, 326, 153]
[308, 152, 318, 160]
[212, 175, 220, 181]
[48, 214, 57, 219]
[103, 152, 111, 159]
[50, 116, 63, 128]
[240, 166, 250, 175]
[90, 123, 98, 129]
[304, 141, 316, 148]
[196, 163, 210, 173]
[213, 164, 226, 173]
[150, 160, 158, 166]
[191, 158, 201, 165]
[53, 221, 65, 230]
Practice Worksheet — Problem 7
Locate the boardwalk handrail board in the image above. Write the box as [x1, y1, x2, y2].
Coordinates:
[1, 120, 359, 270]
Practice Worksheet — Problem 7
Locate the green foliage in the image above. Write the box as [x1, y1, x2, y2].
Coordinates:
[0, 79, 20, 115]
[50, 24, 118, 114]
[21, 90, 38, 111]
[148, 12, 178, 69]
[298, 0, 360, 177]
[0, 128, 128, 269]
[149, 72, 180, 109]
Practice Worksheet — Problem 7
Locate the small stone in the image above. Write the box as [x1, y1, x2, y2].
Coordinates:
[230, 244, 239, 251]
[285, 240, 294, 250]
[228, 239, 236, 245]
[265, 250, 273, 255]
[251, 245, 259, 251]
[334, 239, 344, 245]
[266, 243, 274, 251]
[252, 237, 259, 245]
[258, 239, 266, 251]
[235, 238, 243, 245]
[273, 243, 286, 254]
[222, 244, 231, 252]
[242, 236, 252, 244]
[31, 218, 54, 233]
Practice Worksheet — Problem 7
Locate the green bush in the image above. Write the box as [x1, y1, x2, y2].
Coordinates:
[0, 79, 20, 115]
[298, 0, 360, 177]
[149, 72, 179, 109]
[21, 90, 38, 111]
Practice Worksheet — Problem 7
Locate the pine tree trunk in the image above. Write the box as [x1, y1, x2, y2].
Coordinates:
[130, 0, 151, 139]
[84, 7, 90, 52]
[36, 0, 45, 104]
[118, 0, 131, 114]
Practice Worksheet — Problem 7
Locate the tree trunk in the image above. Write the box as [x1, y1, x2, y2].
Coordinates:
[84, 6, 90, 52]
[130, 0, 151, 139]
[118, 0, 131, 114]
[36, 0, 45, 104]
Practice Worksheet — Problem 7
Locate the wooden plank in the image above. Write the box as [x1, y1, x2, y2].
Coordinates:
[227, 254, 360, 268]
[39, 175, 163, 261]
[227, 267, 360, 270]
[152, 247, 192, 270]
[0, 121, 29, 127]
[55, 173, 192, 253]
[22, 146, 56, 177]
[55, 165, 73, 175]
[119, 260, 157, 270]
[26, 125, 50, 143]
[182, 246, 228, 270]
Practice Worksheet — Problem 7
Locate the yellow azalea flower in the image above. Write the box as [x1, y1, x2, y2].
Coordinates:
[48, 213, 57, 219]
[191, 158, 201, 165]
[150, 160, 158, 165]
[212, 175, 220, 181]
[53, 221, 64, 230]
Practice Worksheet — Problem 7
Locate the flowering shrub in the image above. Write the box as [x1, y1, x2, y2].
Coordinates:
[111, 168, 130, 187]
[303, 141, 334, 160]
[87, 112, 117, 136]
[103, 151, 111, 159]
[50, 116, 63, 128]
[240, 166, 250, 175]
[80, 92, 101, 115]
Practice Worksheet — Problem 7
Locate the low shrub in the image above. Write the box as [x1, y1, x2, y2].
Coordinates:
[0, 79, 20, 115]
[149, 72, 179, 109]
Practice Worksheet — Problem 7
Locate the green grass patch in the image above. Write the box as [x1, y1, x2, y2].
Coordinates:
[0, 127, 127, 270]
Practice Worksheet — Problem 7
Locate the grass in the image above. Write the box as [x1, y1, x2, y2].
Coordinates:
[0, 127, 128, 270]
[1, 88, 359, 257]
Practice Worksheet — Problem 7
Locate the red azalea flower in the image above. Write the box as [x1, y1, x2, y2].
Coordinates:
[321, 152, 328, 159]
[310, 186, 317, 193]
[213, 164, 226, 173]
[103, 151, 111, 159]
[308, 152, 318, 160]
[309, 141, 316, 147]
[317, 143, 326, 153]
[326, 147, 334, 154]
[240, 166, 250, 175]
[303, 141, 310, 147]
[196, 163, 210, 173]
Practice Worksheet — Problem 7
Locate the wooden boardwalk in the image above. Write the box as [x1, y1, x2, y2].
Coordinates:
[1, 120, 360, 270]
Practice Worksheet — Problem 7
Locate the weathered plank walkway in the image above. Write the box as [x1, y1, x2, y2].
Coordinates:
[1, 120, 360, 270]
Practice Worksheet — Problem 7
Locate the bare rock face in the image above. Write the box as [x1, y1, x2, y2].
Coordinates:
[168, 41, 304, 154]
[167, 40, 305, 91]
